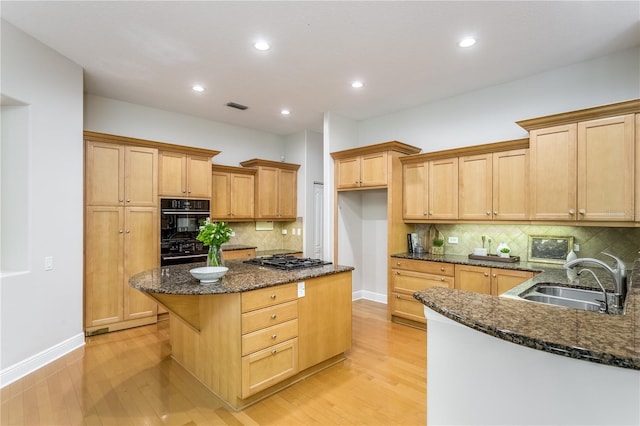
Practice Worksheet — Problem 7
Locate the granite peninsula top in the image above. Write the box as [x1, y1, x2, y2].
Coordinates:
[130, 260, 353, 296]
[406, 253, 640, 370]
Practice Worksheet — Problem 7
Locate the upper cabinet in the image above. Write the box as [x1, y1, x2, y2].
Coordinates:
[85, 141, 158, 207]
[519, 100, 639, 222]
[159, 151, 214, 198]
[458, 141, 529, 221]
[211, 165, 256, 221]
[240, 159, 300, 220]
[331, 142, 421, 191]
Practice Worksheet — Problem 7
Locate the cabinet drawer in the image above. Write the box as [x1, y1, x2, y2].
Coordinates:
[241, 300, 298, 334]
[389, 258, 454, 276]
[242, 319, 299, 356]
[242, 284, 298, 313]
[241, 338, 298, 398]
[391, 269, 454, 294]
[390, 293, 426, 324]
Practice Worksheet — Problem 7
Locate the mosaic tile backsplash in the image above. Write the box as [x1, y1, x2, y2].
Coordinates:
[225, 219, 303, 253]
[413, 223, 640, 265]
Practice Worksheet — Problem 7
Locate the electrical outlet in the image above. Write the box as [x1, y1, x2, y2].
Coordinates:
[230, 231, 236, 237]
[448, 236, 458, 244]
[297, 281, 305, 297]
[282, 229, 287, 235]
[573, 243, 580, 252]
[44, 256, 54, 271]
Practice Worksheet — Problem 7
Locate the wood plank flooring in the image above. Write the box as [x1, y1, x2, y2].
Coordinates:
[1, 300, 426, 425]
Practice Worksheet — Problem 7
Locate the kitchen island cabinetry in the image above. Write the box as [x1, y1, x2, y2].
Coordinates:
[131, 261, 353, 410]
[240, 159, 300, 220]
[389, 258, 454, 325]
[454, 264, 534, 295]
[211, 165, 256, 220]
[159, 151, 213, 198]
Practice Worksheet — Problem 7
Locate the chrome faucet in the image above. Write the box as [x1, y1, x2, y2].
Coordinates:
[564, 252, 627, 309]
[576, 268, 608, 313]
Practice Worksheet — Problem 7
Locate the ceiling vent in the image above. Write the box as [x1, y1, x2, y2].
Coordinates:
[226, 102, 248, 111]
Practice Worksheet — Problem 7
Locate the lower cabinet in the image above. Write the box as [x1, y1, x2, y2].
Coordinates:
[454, 264, 534, 295]
[163, 271, 352, 409]
[224, 248, 257, 260]
[389, 258, 455, 325]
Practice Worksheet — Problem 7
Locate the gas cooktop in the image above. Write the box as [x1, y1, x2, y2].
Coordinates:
[244, 255, 331, 271]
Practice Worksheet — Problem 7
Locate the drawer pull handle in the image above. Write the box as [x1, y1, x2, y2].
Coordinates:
[395, 271, 400, 275]
[271, 349, 277, 355]
[271, 314, 277, 319]
[440, 267, 445, 271]
[440, 277, 445, 281]
[396, 294, 400, 299]
[270, 294, 276, 299]
[271, 334, 277, 339]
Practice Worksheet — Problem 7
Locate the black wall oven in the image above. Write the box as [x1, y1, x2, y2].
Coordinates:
[160, 198, 210, 265]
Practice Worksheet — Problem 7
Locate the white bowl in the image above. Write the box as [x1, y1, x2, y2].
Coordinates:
[189, 266, 228, 284]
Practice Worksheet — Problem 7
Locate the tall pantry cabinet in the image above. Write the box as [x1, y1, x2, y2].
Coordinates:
[84, 134, 159, 335]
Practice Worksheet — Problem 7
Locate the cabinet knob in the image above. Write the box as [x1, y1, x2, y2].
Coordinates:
[119, 230, 123, 234]
[126, 199, 131, 203]
[440, 267, 445, 271]
[271, 334, 277, 340]
[493, 211, 498, 215]
[569, 209, 575, 215]
[270, 294, 276, 299]
[396, 261, 401, 266]
[428, 211, 433, 215]
[119, 199, 124, 203]
[440, 277, 445, 281]
[484, 272, 489, 277]
[396, 294, 400, 299]
[423, 212, 428, 216]
[579, 209, 586, 215]
[126, 230, 130, 234]
[395, 271, 400, 275]
[492, 273, 497, 278]
[271, 314, 277, 319]
[271, 350, 277, 355]
[486, 211, 491, 215]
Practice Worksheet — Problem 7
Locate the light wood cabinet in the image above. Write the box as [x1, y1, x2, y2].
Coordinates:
[159, 151, 213, 198]
[454, 264, 534, 295]
[85, 142, 158, 207]
[402, 157, 458, 220]
[240, 159, 300, 220]
[211, 165, 256, 220]
[336, 151, 388, 189]
[389, 258, 454, 325]
[85, 206, 158, 332]
[458, 149, 529, 221]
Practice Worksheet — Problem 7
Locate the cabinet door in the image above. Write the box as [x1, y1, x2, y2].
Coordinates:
[211, 171, 231, 219]
[360, 152, 388, 187]
[429, 158, 458, 220]
[123, 207, 158, 321]
[493, 149, 529, 220]
[458, 154, 492, 220]
[186, 155, 212, 198]
[124, 146, 158, 207]
[241, 338, 298, 398]
[454, 265, 491, 294]
[85, 206, 124, 327]
[390, 292, 426, 324]
[159, 152, 187, 196]
[256, 166, 278, 218]
[277, 169, 297, 218]
[577, 114, 635, 221]
[297, 272, 352, 371]
[391, 269, 454, 294]
[230, 173, 255, 219]
[491, 269, 534, 296]
[529, 124, 577, 220]
[336, 157, 361, 189]
[403, 162, 428, 219]
[86, 141, 124, 206]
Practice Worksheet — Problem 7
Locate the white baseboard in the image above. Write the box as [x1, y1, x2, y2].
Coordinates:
[1, 332, 85, 388]
[352, 290, 387, 304]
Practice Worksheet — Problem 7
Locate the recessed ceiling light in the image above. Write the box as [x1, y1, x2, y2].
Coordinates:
[281, 109, 291, 115]
[351, 81, 364, 89]
[192, 84, 205, 92]
[254, 40, 270, 51]
[458, 37, 476, 48]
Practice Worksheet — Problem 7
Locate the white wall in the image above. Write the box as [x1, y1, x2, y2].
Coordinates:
[325, 46, 640, 303]
[1, 21, 85, 385]
[85, 94, 286, 166]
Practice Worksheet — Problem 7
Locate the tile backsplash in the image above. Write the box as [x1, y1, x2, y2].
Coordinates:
[226, 218, 303, 253]
[413, 223, 640, 264]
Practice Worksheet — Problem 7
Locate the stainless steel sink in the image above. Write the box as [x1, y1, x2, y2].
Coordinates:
[516, 283, 618, 314]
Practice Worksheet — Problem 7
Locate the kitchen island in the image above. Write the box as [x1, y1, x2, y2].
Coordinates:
[130, 260, 353, 410]
[413, 260, 640, 425]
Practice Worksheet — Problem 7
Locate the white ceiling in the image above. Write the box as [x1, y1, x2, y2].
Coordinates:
[2, 1, 639, 136]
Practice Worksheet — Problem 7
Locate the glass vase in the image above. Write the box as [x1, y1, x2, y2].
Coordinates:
[207, 245, 224, 267]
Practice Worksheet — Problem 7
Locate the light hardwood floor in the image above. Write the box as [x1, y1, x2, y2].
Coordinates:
[1, 300, 426, 425]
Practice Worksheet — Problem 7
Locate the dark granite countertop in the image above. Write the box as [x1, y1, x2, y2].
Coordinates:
[391, 252, 564, 273]
[130, 259, 353, 295]
[412, 256, 640, 370]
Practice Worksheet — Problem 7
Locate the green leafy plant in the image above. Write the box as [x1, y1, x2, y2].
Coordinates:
[197, 219, 232, 247]
[432, 238, 445, 247]
[500, 247, 511, 254]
